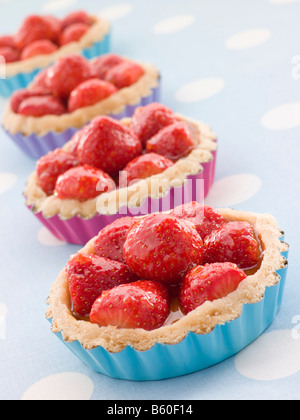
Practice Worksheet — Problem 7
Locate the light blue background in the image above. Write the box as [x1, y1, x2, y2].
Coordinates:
[0, 0, 299, 400]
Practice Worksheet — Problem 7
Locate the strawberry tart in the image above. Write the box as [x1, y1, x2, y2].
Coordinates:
[24, 103, 217, 244]
[2, 53, 160, 158]
[46, 203, 289, 380]
[0, 11, 111, 97]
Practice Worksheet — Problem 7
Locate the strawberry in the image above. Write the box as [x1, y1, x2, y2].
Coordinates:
[31, 68, 52, 94]
[90, 280, 170, 331]
[124, 213, 204, 285]
[67, 253, 137, 317]
[59, 23, 90, 46]
[146, 121, 195, 160]
[47, 54, 95, 99]
[10, 89, 46, 113]
[20, 40, 58, 60]
[170, 202, 227, 240]
[77, 116, 142, 177]
[130, 103, 177, 147]
[17, 95, 66, 117]
[94, 217, 135, 263]
[68, 78, 117, 113]
[0, 47, 19, 63]
[91, 53, 124, 79]
[15, 15, 59, 50]
[61, 10, 92, 30]
[43, 15, 62, 43]
[105, 61, 145, 89]
[66, 128, 84, 156]
[54, 164, 115, 202]
[36, 149, 79, 196]
[180, 262, 247, 314]
[203, 221, 261, 270]
[119, 152, 174, 188]
[0, 35, 16, 49]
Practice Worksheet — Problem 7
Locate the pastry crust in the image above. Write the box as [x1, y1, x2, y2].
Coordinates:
[2, 60, 160, 137]
[4, 15, 110, 78]
[46, 208, 288, 353]
[24, 114, 217, 219]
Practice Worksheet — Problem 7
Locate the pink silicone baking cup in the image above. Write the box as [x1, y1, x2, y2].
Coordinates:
[28, 150, 217, 245]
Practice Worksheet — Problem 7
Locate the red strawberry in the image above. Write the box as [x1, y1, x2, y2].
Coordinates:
[68, 78, 117, 113]
[124, 213, 204, 285]
[94, 217, 135, 263]
[31, 68, 52, 94]
[47, 54, 95, 99]
[170, 202, 227, 240]
[54, 164, 115, 202]
[59, 23, 90, 46]
[77, 116, 142, 177]
[66, 253, 137, 317]
[105, 61, 145, 89]
[61, 10, 92, 30]
[130, 103, 177, 147]
[43, 15, 62, 43]
[10, 89, 46, 113]
[119, 152, 174, 188]
[17, 95, 66, 117]
[0, 35, 16, 49]
[203, 221, 261, 270]
[36, 149, 79, 196]
[66, 128, 84, 156]
[15, 15, 59, 49]
[91, 53, 124, 79]
[20, 40, 58, 60]
[0, 47, 19, 63]
[146, 122, 195, 160]
[180, 262, 247, 314]
[90, 280, 170, 331]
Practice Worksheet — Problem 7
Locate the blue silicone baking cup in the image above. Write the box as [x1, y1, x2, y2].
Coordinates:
[0, 32, 111, 98]
[48, 242, 289, 381]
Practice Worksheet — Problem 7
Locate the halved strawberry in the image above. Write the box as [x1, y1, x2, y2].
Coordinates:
[36, 149, 79, 196]
[54, 164, 115, 202]
[61, 10, 93, 30]
[119, 152, 174, 188]
[67, 253, 138, 317]
[94, 217, 135, 263]
[59, 23, 90, 46]
[170, 202, 227, 240]
[180, 262, 247, 314]
[68, 78, 117, 113]
[0, 47, 19, 63]
[105, 61, 145, 89]
[146, 121, 195, 160]
[91, 53, 124, 79]
[90, 280, 170, 331]
[0, 35, 16, 49]
[10, 88, 48, 113]
[124, 213, 204, 285]
[15, 15, 59, 49]
[130, 103, 177, 147]
[204, 221, 261, 270]
[20, 39, 58, 60]
[17, 95, 66, 117]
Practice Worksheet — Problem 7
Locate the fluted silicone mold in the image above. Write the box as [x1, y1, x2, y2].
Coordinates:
[48, 242, 289, 381]
[0, 33, 111, 98]
[28, 150, 216, 245]
[4, 82, 161, 159]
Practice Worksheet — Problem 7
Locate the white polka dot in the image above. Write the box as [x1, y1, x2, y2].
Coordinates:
[42, 0, 77, 13]
[153, 14, 195, 35]
[205, 174, 262, 208]
[98, 4, 133, 21]
[269, 0, 300, 4]
[0, 303, 8, 340]
[175, 78, 225, 103]
[0, 173, 17, 195]
[235, 330, 300, 381]
[21, 373, 94, 401]
[37, 227, 66, 246]
[226, 29, 271, 50]
[261, 102, 300, 130]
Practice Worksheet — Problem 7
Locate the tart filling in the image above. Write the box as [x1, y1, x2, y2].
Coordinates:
[2, 12, 110, 78]
[46, 206, 288, 353]
[24, 106, 217, 220]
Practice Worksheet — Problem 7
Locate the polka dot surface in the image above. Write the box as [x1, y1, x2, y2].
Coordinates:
[235, 330, 300, 381]
[261, 102, 300, 130]
[205, 174, 262, 207]
[0, 173, 17, 195]
[21, 373, 94, 401]
[153, 14, 195, 35]
[226, 29, 271, 50]
[175, 78, 225, 103]
[98, 4, 133, 21]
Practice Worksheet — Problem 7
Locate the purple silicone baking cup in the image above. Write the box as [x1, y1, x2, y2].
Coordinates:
[28, 150, 217, 245]
[3, 82, 161, 159]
